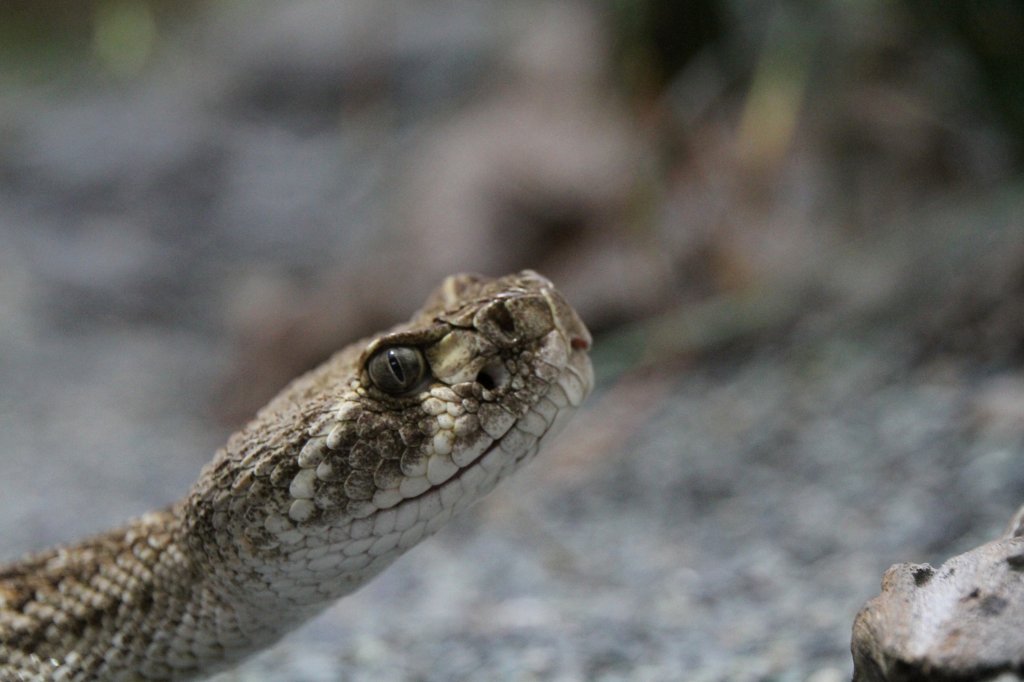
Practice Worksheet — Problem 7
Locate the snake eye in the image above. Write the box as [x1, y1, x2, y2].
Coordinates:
[367, 346, 426, 394]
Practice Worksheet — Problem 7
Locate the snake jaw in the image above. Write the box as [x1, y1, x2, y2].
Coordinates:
[215, 271, 591, 574]
[259, 272, 590, 564]
[212, 273, 594, 621]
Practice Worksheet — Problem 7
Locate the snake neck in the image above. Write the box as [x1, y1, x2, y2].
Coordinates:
[0, 504, 334, 681]
[0, 510, 259, 680]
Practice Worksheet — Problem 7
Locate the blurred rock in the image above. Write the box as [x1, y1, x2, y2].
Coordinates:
[971, 374, 1024, 434]
[212, 0, 491, 125]
[852, 507, 1024, 682]
[917, 237, 1024, 367]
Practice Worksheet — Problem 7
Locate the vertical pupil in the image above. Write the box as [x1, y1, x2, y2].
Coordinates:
[387, 350, 406, 383]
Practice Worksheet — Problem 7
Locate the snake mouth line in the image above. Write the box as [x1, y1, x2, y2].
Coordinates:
[389, 349, 587, 514]
[401, 438, 504, 509]
[360, 350, 585, 527]
[390, 382, 571, 514]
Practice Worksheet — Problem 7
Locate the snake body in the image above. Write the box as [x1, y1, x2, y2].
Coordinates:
[0, 271, 593, 681]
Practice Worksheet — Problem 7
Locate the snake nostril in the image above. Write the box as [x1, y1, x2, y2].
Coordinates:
[477, 370, 496, 390]
[476, 360, 510, 391]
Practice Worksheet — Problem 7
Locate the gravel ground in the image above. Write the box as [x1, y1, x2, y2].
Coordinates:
[2, 2, 1024, 680]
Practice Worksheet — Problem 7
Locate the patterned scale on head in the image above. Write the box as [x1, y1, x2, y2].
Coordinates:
[0, 270, 593, 681]
[187, 270, 593, 610]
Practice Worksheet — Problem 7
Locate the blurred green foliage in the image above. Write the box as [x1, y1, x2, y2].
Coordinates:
[606, 0, 1024, 160]
[606, 0, 724, 97]
[93, 1, 157, 78]
[0, 0, 196, 82]
[3, 0, 1023, 158]
[905, 1, 1024, 147]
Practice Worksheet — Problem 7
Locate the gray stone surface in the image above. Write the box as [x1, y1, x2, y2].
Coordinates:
[852, 506, 1024, 682]
[852, 537, 1024, 681]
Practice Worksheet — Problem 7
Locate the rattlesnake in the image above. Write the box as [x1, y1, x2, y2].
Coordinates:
[0, 271, 593, 681]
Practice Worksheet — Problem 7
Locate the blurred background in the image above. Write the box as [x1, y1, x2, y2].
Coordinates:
[1, 1, 1023, 679]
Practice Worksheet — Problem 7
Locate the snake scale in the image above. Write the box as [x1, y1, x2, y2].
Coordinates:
[0, 271, 593, 681]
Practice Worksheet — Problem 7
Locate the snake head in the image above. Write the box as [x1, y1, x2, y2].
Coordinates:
[188, 271, 592, 605]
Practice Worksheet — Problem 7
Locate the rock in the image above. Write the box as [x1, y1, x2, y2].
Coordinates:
[852, 506, 1024, 681]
